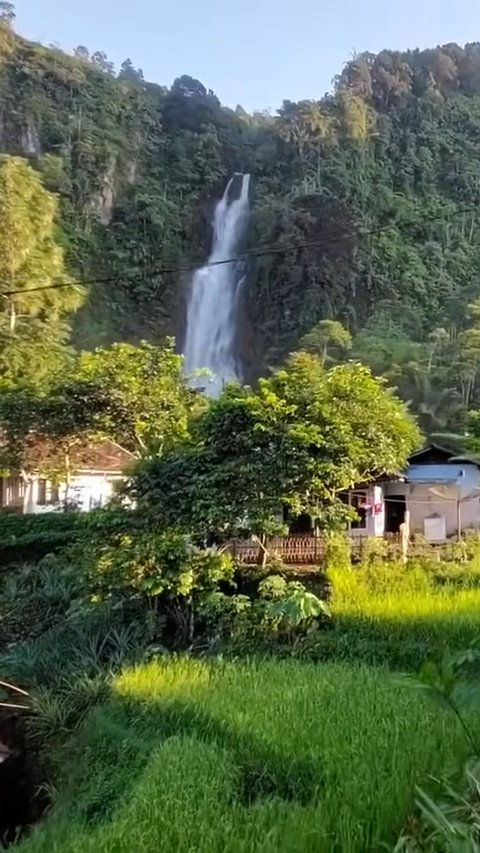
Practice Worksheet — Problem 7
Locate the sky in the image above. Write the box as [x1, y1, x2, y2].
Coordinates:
[15, 0, 480, 112]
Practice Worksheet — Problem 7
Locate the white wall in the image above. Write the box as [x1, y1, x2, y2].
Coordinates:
[30, 474, 121, 514]
[407, 484, 479, 538]
[384, 464, 480, 539]
[348, 484, 385, 537]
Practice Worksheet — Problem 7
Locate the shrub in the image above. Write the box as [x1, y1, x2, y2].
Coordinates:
[324, 531, 351, 572]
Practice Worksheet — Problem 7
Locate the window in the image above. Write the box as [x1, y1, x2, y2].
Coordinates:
[37, 479, 47, 506]
[4, 477, 26, 507]
[350, 491, 367, 530]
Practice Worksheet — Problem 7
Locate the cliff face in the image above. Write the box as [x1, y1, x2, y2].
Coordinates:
[3, 24, 480, 428]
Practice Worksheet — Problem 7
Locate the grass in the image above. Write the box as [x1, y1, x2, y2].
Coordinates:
[5, 555, 480, 850]
[14, 656, 480, 853]
[298, 565, 480, 669]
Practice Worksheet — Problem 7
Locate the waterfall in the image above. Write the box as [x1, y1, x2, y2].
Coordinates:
[183, 173, 250, 396]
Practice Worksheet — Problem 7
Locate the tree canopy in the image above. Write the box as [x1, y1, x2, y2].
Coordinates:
[132, 353, 420, 537]
[0, 156, 83, 387]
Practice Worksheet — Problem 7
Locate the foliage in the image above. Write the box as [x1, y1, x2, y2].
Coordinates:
[0, 508, 144, 564]
[265, 581, 330, 631]
[1, 28, 480, 430]
[0, 338, 197, 495]
[132, 352, 419, 536]
[392, 642, 480, 851]
[0, 383, 106, 488]
[0, 156, 83, 387]
[394, 759, 480, 852]
[73, 338, 204, 453]
[395, 645, 480, 752]
[11, 658, 478, 853]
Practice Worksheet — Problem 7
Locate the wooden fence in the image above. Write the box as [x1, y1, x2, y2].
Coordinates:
[228, 535, 324, 565]
[226, 533, 451, 566]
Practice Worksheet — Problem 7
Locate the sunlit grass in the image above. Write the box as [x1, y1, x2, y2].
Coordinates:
[337, 586, 480, 619]
[17, 657, 479, 853]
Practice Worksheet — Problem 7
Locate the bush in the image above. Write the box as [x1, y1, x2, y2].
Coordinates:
[0, 508, 145, 564]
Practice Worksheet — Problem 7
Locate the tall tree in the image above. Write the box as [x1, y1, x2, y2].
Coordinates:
[74, 339, 205, 454]
[0, 2, 15, 25]
[132, 352, 420, 536]
[0, 156, 83, 387]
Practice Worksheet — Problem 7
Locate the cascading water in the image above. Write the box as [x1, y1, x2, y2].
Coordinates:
[183, 173, 250, 396]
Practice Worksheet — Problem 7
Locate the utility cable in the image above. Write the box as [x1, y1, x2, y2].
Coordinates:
[2, 201, 479, 298]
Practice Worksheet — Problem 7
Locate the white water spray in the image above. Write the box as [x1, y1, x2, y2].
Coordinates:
[183, 173, 250, 396]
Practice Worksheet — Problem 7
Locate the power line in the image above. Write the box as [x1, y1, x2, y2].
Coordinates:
[0, 229, 354, 297]
[2, 202, 480, 298]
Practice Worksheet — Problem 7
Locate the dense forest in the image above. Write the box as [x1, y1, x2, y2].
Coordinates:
[2, 3, 480, 431]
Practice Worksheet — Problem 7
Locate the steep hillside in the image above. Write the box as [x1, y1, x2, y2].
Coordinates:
[3, 11, 480, 428]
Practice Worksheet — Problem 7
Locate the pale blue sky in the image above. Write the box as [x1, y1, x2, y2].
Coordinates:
[15, 0, 480, 112]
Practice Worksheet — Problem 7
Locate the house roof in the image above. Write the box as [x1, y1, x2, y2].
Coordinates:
[71, 441, 135, 474]
[408, 443, 456, 463]
[0, 435, 136, 477]
[407, 443, 480, 470]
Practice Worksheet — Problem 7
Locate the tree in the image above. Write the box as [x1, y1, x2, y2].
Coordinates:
[0, 2, 15, 25]
[91, 51, 115, 75]
[0, 340, 200, 506]
[118, 58, 144, 84]
[73, 45, 89, 60]
[0, 382, 107, 508]
[73, 339, 205, 454]
[0, 157, 83, 387]
[300, 320, 352, 366]
[132, 352, 420, 537]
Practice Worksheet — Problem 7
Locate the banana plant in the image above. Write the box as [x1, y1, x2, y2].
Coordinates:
[266, 582, 331, 633]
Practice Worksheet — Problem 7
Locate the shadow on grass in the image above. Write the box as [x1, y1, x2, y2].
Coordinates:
[69, 694, 324, 829]
[306, 610, 480, 670]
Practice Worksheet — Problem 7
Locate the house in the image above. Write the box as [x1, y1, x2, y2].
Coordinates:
[383, 443, 480, 541]
[0, 441, 135, 515]
[285, 443, 480, 542]
[341, 443, 480, 541]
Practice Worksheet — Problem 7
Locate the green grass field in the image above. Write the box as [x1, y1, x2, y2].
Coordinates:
[16, 656, 478, 853]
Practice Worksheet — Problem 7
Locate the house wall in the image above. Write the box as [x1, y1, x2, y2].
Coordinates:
[348, 484, 385, 537]
[32, 474, 121, 514]
[384, 462, 480, 539]
[1, 474, 123, 514]
[407, 485, 479, 538]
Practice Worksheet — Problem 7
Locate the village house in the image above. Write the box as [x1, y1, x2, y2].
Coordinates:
[0, 442, 134, 515]
[286, 443, 480, 543]
[340, 443, 480, 542]
[382, 443, 480, 541]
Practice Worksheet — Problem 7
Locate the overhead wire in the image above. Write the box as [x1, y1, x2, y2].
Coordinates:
[2, 200, 479, 298]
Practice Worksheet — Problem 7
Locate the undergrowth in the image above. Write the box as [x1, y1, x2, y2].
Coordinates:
[2, 536, 480, 849]
[13, 658, 480, 853]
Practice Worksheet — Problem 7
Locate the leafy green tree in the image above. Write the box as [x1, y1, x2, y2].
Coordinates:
[73, 339, 205, 454]
[0, 156, 83, 387]
[118, 58, 144, 84]
[301, 320, 352, 366]
[0, 382, 107, 506]
[91, 51, 115, 75]
[0, 340, 199, 504]
[73, 45, 89, 60]
[0, 2, 15, 25]
[132, 352, 420, 537]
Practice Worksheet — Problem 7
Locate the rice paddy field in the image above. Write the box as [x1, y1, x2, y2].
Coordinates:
[12, 568, 480, 853]
[15, 653, 479, 853]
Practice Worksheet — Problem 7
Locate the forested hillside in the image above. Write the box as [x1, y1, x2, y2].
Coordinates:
[2, 2, 480, 429]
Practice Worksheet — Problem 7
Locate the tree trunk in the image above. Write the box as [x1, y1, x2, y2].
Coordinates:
[9, 301, 15, 334]
[64, 450, 71, 510]
[20, 470, 34, 515]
